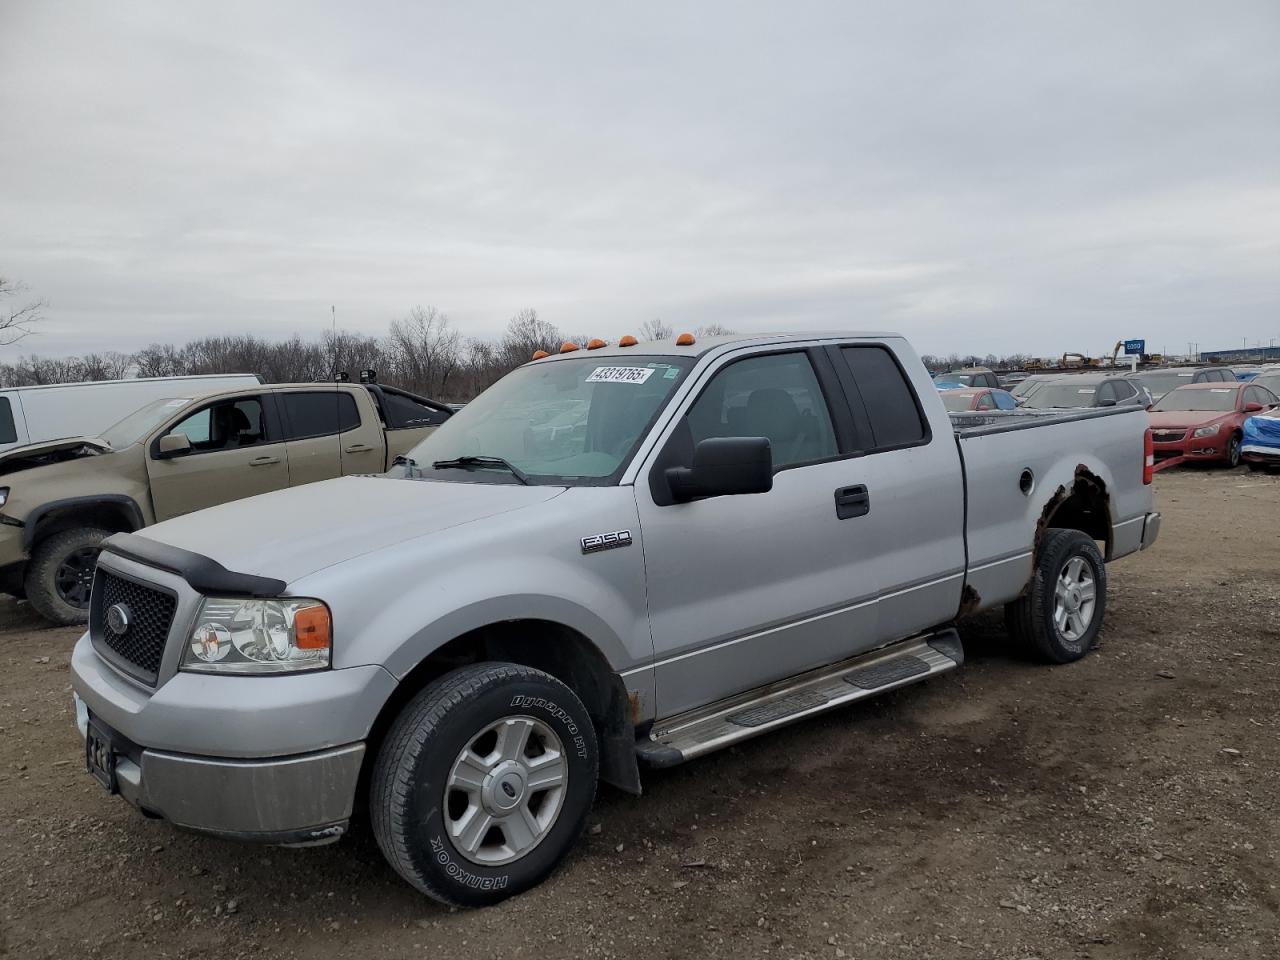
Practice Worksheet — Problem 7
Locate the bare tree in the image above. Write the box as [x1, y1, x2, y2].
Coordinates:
[385, 306, 461, 397]
[499, 309, 561, 368]
[133, 343, 185, 378]
[638, 318, 673, 342]
[695, 323, 735, 337]
[0, 276, 45, 345]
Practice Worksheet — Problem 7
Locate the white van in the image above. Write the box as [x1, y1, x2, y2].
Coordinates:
[0, 374, 262, 454]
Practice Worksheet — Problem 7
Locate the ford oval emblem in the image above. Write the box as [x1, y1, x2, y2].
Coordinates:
[106, 603, 131, 635]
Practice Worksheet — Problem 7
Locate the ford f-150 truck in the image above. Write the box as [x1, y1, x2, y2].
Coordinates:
[68, 332, 1159, 906]
[0, 381, 450, 624]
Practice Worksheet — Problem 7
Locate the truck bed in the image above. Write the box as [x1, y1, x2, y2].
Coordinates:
[949, 405, 1150, 614]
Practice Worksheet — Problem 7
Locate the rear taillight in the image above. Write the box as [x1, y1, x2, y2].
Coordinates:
[1143, 428, 1154, 484]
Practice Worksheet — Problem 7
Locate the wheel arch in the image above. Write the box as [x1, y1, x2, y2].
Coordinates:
[359, 618, 642, 804]
[1038, 465, 1114, 559]
[23, 495, 145, 551]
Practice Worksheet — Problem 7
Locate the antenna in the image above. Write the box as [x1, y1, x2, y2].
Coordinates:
[332, 304, 344, 476]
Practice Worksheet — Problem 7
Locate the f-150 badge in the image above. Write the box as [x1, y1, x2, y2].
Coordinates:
[581, 530, 633, 554]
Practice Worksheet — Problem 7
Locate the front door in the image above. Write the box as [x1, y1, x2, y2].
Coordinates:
[634, 348, 883, 719]
[147, 394, 290, 520]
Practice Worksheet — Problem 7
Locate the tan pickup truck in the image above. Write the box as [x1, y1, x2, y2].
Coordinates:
[0, 381, 450, 623]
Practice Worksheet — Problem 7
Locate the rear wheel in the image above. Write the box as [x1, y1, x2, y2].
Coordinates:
[370, 662, 598, 906]
[1005, 529, 1107, 663]
[25, 527, 109, 625]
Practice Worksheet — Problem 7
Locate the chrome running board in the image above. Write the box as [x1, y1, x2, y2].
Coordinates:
[635, 629, 962, 768]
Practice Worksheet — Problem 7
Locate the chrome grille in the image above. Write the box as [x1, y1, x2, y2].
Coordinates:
[90, 570, 177, 685]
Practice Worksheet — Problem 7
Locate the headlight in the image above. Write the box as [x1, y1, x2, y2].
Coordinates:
[182, 597, 331, 674]
[1192, 423, 1222, 438]
[0, 487, 8, 506]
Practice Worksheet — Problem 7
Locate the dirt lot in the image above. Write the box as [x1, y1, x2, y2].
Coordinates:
[1, 467, 1278, 960]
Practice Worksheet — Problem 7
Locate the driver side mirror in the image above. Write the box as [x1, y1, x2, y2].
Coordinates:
[156, 433, 192, 458]
[1098, 398, 1118, 408]
[666, 437, 773, 502]
[1244, 401, 1264, 413]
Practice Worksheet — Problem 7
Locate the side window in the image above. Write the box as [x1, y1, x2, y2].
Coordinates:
[993, 390, 1017, 410]
[1096, 383, 1116, 405]
[975, 391, 995, 411]
[380, 389, 450, 429]
[0, 397, 16, 445]
[280, 392, 361, 440]
[983, 373, 999, 389]
[686, 352, 838, 469]
[167, 397, 268, 453]
[1247, 386, 1274, 406]
[1212, 370, 1229, 382]
[839, 346, 928, 449]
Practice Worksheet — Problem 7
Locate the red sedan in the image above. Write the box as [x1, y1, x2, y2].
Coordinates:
[1149, 382, 1280, 468]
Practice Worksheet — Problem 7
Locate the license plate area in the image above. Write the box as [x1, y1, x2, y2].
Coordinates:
[85, 722, 119, 794]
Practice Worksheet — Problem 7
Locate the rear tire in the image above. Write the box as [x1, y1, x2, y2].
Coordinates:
[1005, 529, 1107, 664]
[25, 527, 109, 625]
[370, 662, 598, 907]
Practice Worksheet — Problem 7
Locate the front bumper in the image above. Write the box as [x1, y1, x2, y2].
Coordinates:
[71, 621, 397, 843]
[1152, 432, 1227, 461]
[75, 693, 363, 844]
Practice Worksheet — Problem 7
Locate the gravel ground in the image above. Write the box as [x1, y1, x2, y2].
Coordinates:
[1, 467, 1278, 960]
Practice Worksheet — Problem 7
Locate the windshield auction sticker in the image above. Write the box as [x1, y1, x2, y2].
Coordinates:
[586, 367, 655, 384]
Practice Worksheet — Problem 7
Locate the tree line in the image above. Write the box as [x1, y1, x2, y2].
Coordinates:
[0, 308, 721, 401]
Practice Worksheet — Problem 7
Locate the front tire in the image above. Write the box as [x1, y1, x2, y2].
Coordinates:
[370, 662, 598, 907]
[1005, 528, 1107, 663]
[25, 527, 109, 625]
[1226, 432, 1242, 468]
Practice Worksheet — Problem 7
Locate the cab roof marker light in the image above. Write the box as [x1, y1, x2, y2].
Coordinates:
[531, 350, 550, 360]
[587, 338, 607, 350]
[618, 335, 638, 347]
[560, 342, 580, 354]
[676, 332, 695, 346]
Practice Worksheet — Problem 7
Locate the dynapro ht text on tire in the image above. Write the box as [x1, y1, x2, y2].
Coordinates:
[370, 662, 598, 906]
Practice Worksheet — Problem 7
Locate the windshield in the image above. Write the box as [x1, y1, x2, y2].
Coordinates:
[1152, 387, 1239, 413]
[1138, 371, 1197, 397]
[403, 355, 694, 484]
[940, 392, 978, 412]
[1011, 376, 1055, 398]
[99, 397, 193, 448]
[1021, 383, 1102, 409]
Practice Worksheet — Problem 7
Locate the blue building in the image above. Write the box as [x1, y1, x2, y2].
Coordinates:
[1200, 346, 1280, 363]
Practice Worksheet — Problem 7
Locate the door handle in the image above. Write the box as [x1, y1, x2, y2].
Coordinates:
[345, 443, 374, 453]
[249, 455, 281, 466]
[834, 484, 870, 520]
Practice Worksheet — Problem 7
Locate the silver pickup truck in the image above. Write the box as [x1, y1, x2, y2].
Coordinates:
[69, 332, 1159, 906]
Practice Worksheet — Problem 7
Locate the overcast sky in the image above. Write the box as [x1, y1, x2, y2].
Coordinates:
[2, 1, 1277, 360]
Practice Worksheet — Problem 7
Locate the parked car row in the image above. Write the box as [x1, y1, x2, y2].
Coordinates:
[932, 365, 1280, 470]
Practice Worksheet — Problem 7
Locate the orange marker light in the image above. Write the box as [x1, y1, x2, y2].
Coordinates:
[618, 335, 638, 347]
[293, 604, 332, 651]
[676, 332, 696, 346]
[587, 338, 607, 350]
[531, 350, 550, 360]
[560, 341, 580, 354]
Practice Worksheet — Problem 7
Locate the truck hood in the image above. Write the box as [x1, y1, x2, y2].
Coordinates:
[137, 476, 567, 585]
[0, 436, 110, 475]
[1147, 411, 1229, 429]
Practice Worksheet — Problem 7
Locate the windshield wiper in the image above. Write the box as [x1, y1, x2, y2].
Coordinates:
[431, 455, 531, 486]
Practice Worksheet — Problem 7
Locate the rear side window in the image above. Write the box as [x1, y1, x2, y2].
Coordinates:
[839, 346, 928, 450]
[380, 389, 449, 429]
[0, 398, 15, 444]
[280, 392, 361, 440]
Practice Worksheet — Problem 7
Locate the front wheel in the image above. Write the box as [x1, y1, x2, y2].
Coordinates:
[1226, 432, 1242, 468]
[25, 527, 109, 625]
[1005, 528, 1107, 663]
[370, 662, 598, 906]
